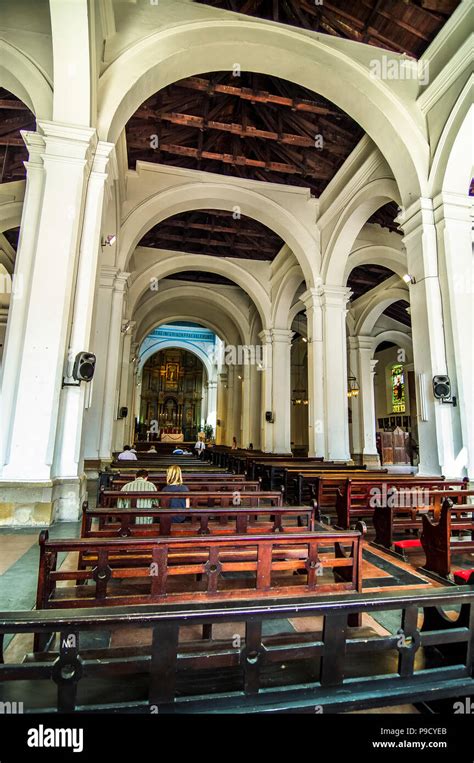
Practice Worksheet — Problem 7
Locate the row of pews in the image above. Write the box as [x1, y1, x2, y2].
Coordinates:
[1, 454, 473, 713]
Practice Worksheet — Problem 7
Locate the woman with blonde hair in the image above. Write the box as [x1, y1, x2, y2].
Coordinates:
[160, 465, 190, 522]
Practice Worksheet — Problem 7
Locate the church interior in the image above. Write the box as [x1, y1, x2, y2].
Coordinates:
[0, 0, 473, 732]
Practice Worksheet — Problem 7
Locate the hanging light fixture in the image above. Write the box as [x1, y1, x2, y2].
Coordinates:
[347, 375, 360, 398]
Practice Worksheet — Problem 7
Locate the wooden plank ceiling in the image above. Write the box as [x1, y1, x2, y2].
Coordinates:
[196, 0, 460, 57]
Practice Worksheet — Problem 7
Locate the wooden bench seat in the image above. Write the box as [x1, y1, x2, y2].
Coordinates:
[98, 489, 283, 509]
[334, 477, 469, 530]
[372, 489, 474, 550]
[82, 502, 315, 538]
[421, 496, 474, 579]
[104, 478, 261, 494]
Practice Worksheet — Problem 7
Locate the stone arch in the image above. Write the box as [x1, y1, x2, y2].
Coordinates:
[0, 201, 23, 236]
[324, 178, 402, 284]
[429, 80, 473, 196]
[128, 251, 272, 329]
[372, 330, 413, 363]
[355, 287, 410, 335]
[139, 339, 214, 380]
[97, 19, 427, 203]
[119, 182, 318, 287]
[132, 284, 250, 346]
[0, 40, 52, 119]
[344, 244, 407, 283]
[272, 264, 306, 328]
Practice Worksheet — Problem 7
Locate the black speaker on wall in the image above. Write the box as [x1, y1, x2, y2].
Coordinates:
[433, 375, 457, 406]
[119, 407, 128, 419]
[72, 352, 96, 382]
[433, 375, 450, 399]
[265, 411, 274, 423]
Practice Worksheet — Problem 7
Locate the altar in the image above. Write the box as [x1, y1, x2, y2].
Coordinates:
[160, 429, 184, 443]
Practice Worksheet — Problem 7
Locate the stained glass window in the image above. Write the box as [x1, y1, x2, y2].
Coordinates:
[391, 364, 406, 413]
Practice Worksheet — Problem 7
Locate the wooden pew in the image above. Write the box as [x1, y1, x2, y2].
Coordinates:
[250, 459, 347, 489]
[335, 477, 469, 530]
[3, 586, 474, 713]
[421, 495, 474, 579]
[104, 477, 261, 494]
[289, 467, 384, 504]
[98, 489, 283, 509]
[99, 468, 232, 492]
[34, 527, 365, 652]
[372, 489, 474, 550]
[81, 502, 315, 538]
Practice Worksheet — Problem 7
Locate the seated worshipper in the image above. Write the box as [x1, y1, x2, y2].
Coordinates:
[231, 436, 238, 450]
[117, 445, 137, 461]
[161, 465, 190, 522]
[194, 438, 206, 459]
[172, 446, 185, 455]
[118, 469, 158, 525]
[147, 444, 157, 453]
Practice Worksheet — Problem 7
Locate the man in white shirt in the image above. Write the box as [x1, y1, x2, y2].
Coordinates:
[194, 438, 206, 459]
[117, 445, 138, 461]
[118, 469, 157, 524]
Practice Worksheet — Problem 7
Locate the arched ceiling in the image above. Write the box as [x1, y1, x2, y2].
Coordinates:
[0, 89, 35, 184]
[139, 210, 284, 261]
[196, 1, 460, 58]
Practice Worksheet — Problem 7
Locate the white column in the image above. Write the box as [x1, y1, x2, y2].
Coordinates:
[216, 371, 227, 444]
[53, 141, 115, 481]
[271, 329, 293, 454]
[248, 360, 261, 449]
[399, 199, 453, 476]
[301, 288, 325, 458]
[240, 363, 251, 448]
[206, 379, 218, 433]
[0, 308, 8, 368]
[1, 123, 95, 482]
[349, 336, 380, 466]
[321, 286, 352, 462]
[82, 266, 116, 459]
[113, 322, 135, 451]
[434, 194, 473, 477]
[99, 273, 130, 459]
[259, 330, 273, 452]
[226, 365, 236, 444]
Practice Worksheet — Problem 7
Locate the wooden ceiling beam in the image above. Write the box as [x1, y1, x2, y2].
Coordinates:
[127, 139, 333, 179]
[161, 218, 277, 238]
[0, 99, 30, 110]
[174, 77, 337, 116]
[145, 231, 275, 253]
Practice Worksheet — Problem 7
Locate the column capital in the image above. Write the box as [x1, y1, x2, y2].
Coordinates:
[370, 359, 379, 374]
[99, 265, 119, 289]
[319, 285, 352, 307]
[300, 287, 322, 309]
[397, 197, 435, 238]
[258, 329, 272, 344]
[113, 271, 131, 293]
[433, 192, 473, 224]
[36, 120, 97, 165]
[348, 335, 376, 352]
[271, 328, 294, 344]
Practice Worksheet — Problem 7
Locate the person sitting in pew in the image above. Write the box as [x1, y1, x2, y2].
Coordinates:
[161, 465, 190, 523]
[147, 444, 157, 453]
[117, 445, 137, 461]
[118, 469, 158, 525]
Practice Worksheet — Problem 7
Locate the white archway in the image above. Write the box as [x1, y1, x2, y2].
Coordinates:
[344, 244, 407, 283]
[0, 40, 52, 120]
[139, 339, 214, 380]
[324, 179, 402, 284]
[372, 330, 413, 363]
[119, 181, 318, 287]
[355, 287, 410, 335]
[128, 249, 272, 329]
[97, 15, 427, 203]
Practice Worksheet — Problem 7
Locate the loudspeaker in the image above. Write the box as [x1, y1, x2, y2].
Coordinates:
[72, 352, 96, 382]
[433, 375, 451, 400]
[119, 407, 128, 419]
[265, 411, 273, 423]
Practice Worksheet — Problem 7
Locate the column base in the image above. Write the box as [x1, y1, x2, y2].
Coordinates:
[0, 476, 87, 526]
[351, 453, 381, 468]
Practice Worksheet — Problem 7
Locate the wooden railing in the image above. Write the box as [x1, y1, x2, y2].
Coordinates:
[1, 586, 473, 713]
